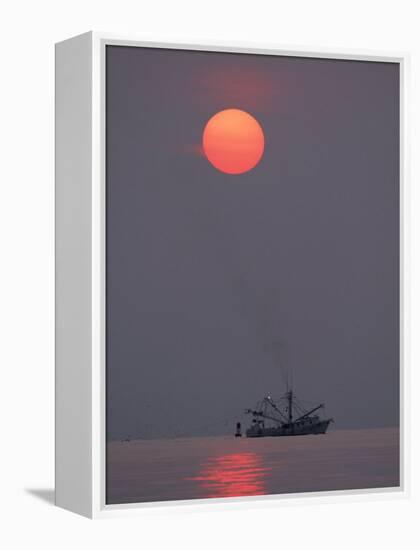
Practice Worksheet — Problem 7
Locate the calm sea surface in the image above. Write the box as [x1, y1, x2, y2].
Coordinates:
[106, 427, 399, 504]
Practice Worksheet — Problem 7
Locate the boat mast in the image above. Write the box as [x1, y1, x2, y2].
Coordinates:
[287, 390, 293, 424]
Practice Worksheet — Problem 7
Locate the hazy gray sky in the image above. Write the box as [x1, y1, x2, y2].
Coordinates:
[106, 46, 399, 440]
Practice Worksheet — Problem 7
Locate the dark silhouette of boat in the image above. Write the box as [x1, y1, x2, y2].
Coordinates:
[245, 391, 333, 438]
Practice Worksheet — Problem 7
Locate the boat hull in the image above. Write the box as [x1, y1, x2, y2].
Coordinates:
[246, 419, 332, 438]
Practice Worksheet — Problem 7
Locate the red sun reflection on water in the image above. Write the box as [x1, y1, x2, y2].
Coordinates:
[189, 452, 269, 498]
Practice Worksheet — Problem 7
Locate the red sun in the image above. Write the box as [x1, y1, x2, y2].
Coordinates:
[202, 109, 265, 175]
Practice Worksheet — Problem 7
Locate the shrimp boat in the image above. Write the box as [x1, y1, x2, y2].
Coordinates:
[245, 390, 333, 438]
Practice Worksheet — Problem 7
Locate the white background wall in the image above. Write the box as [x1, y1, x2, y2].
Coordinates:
[0, 0, 419, 547]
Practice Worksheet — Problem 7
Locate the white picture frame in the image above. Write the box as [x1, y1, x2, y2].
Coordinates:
[55, 31, 409, 518]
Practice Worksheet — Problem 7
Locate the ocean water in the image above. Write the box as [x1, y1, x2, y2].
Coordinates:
[106, 427, 399, 504]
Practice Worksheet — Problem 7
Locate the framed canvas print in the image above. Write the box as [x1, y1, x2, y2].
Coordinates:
[55, 32, 408, 518]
